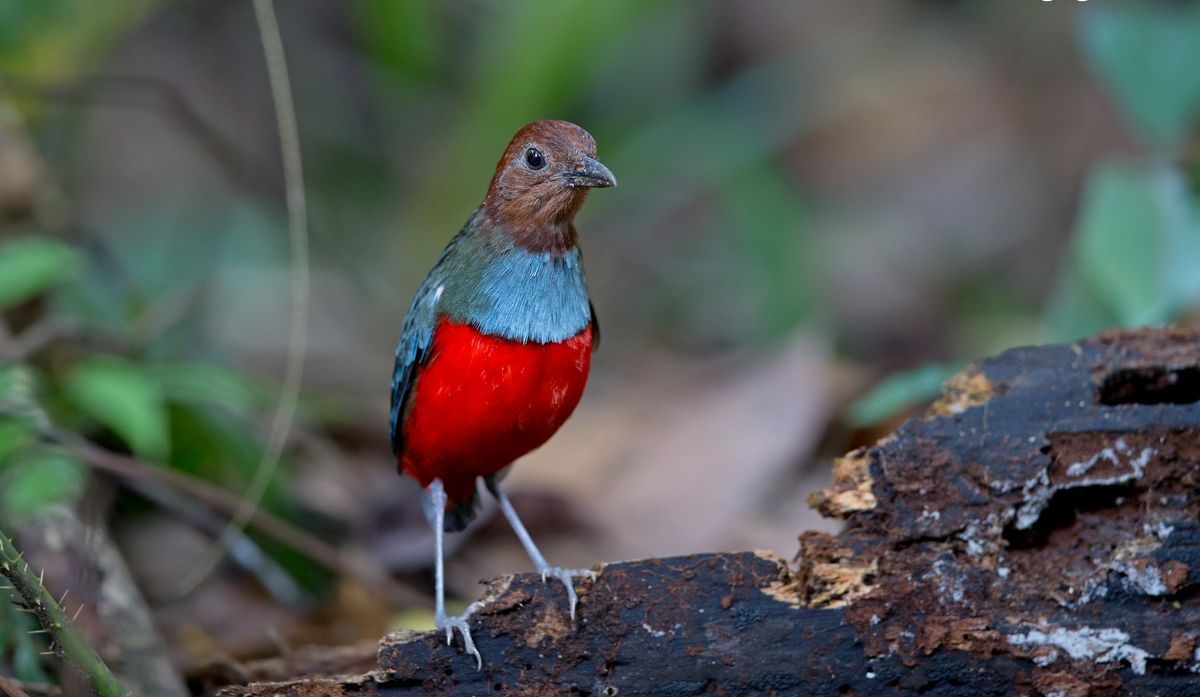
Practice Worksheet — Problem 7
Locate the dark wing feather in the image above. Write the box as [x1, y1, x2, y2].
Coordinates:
[388, 305, 435, 455]
[389, 235, 463, 455]
[589, 300, 600, 352]
[388, 344, 426, 455]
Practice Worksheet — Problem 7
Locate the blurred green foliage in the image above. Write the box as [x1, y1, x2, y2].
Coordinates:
[0, 219, 285, 518]
[66, 356, 171, 461]
[0, 235, 78, 310]
[0, 363, 85, 524]
[2, 448, 82, 522]
[1048, 163, 1200, 339]
[844, 362, 962, 429]
[0, 0, 152, 79]
[1077, 3, 1200, 150]
[1046, 4, 1200, 341]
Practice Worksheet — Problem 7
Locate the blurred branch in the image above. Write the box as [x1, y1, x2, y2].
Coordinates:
[0, 316, 70, 362]
[0, 675, 33, 697]
[180, 0, 312, 594]
[0, 680, 57, 697]
[63, 436, 425, 609]
[0, 677, 58, 697]
[0, 678, 60, 697]
[134, 482, 310, 607]
[0, 528, 129, 697]
[0, 73, 275, 199]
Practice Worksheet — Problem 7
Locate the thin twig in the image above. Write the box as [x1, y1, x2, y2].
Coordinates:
[65, 437, 423, 608]
[0, 674, 32, 697]
[178, 0, 310, 594]
[0, 677, 60, 697]
[0, 316, 71, 361]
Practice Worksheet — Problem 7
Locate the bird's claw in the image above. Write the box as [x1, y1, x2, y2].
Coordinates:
[436, 601, 485, 669]
[539, 567, 597, 621]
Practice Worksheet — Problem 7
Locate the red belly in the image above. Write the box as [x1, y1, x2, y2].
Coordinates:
[398, 318, 592, 505]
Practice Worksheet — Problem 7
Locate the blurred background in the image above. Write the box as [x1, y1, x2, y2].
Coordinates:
[1, 0, 1199, 693]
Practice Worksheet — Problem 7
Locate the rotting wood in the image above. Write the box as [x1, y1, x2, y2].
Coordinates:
[218, 328, 1200, 696]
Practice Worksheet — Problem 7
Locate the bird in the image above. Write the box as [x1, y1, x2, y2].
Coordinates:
[389, 120, 616, 667]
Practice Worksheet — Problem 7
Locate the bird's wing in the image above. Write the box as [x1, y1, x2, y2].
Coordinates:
[589, 300, 600, 352]
[389, 241, 460, 455]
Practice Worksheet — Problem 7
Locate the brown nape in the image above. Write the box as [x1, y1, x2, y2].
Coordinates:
[481, 120, 600, 251]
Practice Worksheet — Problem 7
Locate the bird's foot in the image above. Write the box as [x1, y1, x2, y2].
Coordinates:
[539, 566, 597, 621]
[436, 601, 485, 669]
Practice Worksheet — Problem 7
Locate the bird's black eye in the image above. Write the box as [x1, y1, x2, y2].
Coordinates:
[524, 147, 546, 170]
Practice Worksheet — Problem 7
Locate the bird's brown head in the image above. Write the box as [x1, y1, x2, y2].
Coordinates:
[483, 120, 615, 249]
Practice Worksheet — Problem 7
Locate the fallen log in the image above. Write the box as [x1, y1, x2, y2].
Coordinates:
[221, 328, 1200, 696]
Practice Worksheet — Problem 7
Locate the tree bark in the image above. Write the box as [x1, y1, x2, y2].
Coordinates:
[219, 328, 1200, 696]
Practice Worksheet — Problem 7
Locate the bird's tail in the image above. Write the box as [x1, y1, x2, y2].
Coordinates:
[421, 483, 481, 532]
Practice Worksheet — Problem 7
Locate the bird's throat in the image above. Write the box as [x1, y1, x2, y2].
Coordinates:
[483, 188, 588, 253]
[502, 219, 578, 254]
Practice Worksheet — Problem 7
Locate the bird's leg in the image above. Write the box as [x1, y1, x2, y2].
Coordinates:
[485, 477, 596, 620]
[428, 479, 483, 668]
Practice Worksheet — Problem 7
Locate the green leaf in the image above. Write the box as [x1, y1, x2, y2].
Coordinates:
[0, 362, 39, 405]
[0, 235, 79, 310]
[148, 362, 261, 417]
[0, 418, 35, 464]
[167, 403, 260, 482]
[1044, 261, 1119, 343]
[0, 448, 84, 522]
[1148, 166, 1200, 309]
[1073, 164, 1167, 326]
[1078, 5, 1200, 148]
[66, 356, 169, 461]
[1049, 161, 1200, 338]
[844, 362, 962, 428]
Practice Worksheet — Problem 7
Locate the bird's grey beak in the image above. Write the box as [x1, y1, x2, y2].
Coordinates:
[566, 156, 617, 189]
